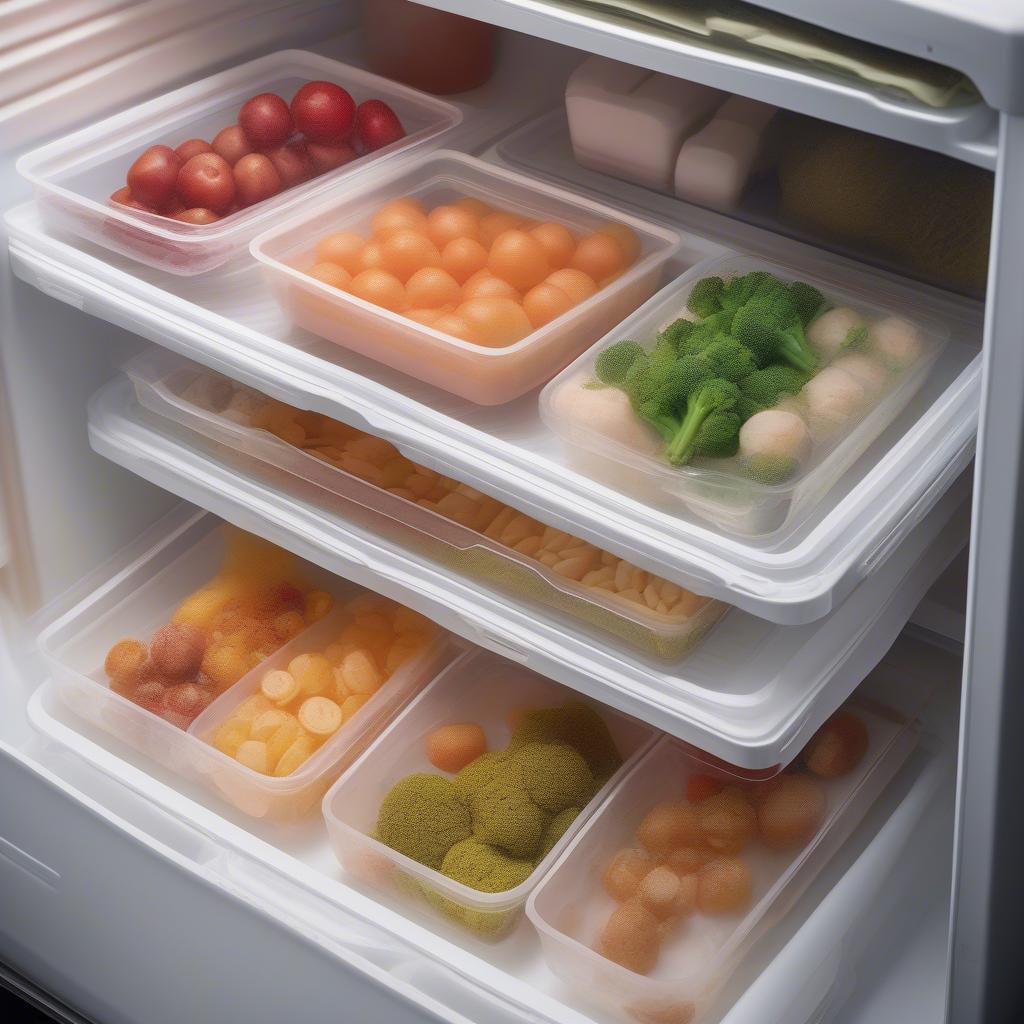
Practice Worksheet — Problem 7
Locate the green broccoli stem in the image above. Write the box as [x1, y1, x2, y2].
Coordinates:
[665, 392, 714, 466]
[778, 324, 817, 374]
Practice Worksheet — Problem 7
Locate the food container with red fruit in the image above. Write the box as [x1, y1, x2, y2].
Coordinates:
[35, 511, 452, 820]
[526, 699, 919, 1024]
[250, 152, 679, 404]
[16, 50, 461, 275]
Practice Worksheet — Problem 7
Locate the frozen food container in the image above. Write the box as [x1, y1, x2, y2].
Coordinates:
[322, 649, 657, 938]
[527, 699, 919, 1023]
[35, 511, 451, 820]
[126, 350, 728, 660]
[250, 151, 680, 404]
[16, 50, 462, 275]
[542, 252, 948, 536]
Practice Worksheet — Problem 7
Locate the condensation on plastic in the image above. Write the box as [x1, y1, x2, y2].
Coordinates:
[125, 349, 728, 660]
[322, 648, 657, 939]
[250, 151, 680, 404]
[16, 50, 462, 275]
[542, 253, 949, 537]
[34, 512, 453, 821]
[527, 699, 919, 1023]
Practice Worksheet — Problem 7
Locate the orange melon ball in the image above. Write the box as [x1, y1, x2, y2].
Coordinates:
[697, 858, 752, 914]
[529, 222, 576, 269]
[571, 232, 626, 281]
[348, 268, 406, 312]
[426, 204, 480, 248]
[358, 240, 386, 272]
[603, 848, 659, 902]
[803, 711, 869, 779]
[636, 801, 700, 856]
[522, 281, 575, 328]
[380, 229, 441, 282]
[441, 237, 489, 284]
[370, 197, 428, 239]
[456, 297, 533, 347]
[425, 722, 488, 773]
[479, 210, 522, 247]
[488, 229, 551, 292]
[546, 267, 598, 304]
[315, 231, 366, 274]
[757, 774, 825, 851]
[462, 269, 521, 302]
[406, 307, 452, 326]
[597, 221, 641, 265]
[432, 312, 479, 343]
[308, 262, 351, 290]
[454, 196, 493, 219]
[405, 266, 462, 309]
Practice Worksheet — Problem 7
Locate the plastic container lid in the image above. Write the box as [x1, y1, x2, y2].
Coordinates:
[542, 252, 949, 537]
[250, 150, 679, 404]
[16, 50, 462, 275]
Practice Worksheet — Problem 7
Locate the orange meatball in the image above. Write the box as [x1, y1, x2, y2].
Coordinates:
[315, 231, 365, 275]
[441, 237, 489, 284]
[405, 266, 462, 309]
[487, 229, 551, 292]
[522, 282, 575, 328]
[571, 232, 626, 281]
[479, 210, 522, 247]
[348, 269, 407, 312]
[803, 711, 869, 779]
[370, 197, 428, 239]
[546, 268, 598, 304]
[308, 262, 352, 290]
[380, 229, 441, 282]
[456, 297, 533, 347]
[426, 204, 480, 248]
[462, 270, 521, 302]
[529, 222, 576, 269]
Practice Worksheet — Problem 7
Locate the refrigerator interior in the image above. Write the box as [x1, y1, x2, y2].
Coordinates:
[0, 4, 977, 1023]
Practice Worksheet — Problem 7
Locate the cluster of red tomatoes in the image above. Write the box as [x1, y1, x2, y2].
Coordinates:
[112, 82, 406, 224]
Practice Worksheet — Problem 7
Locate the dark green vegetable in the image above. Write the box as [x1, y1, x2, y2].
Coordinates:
[737, 365, 811, 419]
[594, 340, 646, 386]
[686, 276, 724, 318]
[664, 378, 742, 466]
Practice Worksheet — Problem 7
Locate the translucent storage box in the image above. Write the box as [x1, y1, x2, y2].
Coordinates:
[322, 649, 657, 939]
[16, 50, 462, 275]
[35, 512, 452, 821]
[250, 151, 680, 404]
[527, 699, 919, 1024]
[542, 253, 948, 536]
[125, 350, 728, 661]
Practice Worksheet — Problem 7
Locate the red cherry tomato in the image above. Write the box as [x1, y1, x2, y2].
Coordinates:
[175, 138, 212, 162]
[265, 141, 313, 188]
[173, 208, 221, 224]
[211, 125, 254, 166]
[290, 81, 355, 143]
[126, 144, 181, 210]
[233, 153, 282, 207]
[306, 141, 357, 175]
[353, 99, 405, 153]
[109, 186, 152, 212]
[177, 152, 235, 214]
[239, 92, 293, 150]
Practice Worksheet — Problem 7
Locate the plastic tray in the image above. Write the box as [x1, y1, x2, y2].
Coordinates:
[527, 698, 919, 1023]
[16, 50, 462, 275]
[126, 349, 728, 661]
[322, 649, 657, 938]
[250, 151, 680, 405]
[35, 511, 452, 821]
[542, 253, 949, 536]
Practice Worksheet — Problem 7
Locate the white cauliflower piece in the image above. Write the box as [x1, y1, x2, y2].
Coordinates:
[803, 366, 867, 435]
[806, 306, 866, 363]
[554, 376, 661, 456]
[870, 316, 924, 370]
[739, 409, 811, 482]
[829, 353, 889, 398]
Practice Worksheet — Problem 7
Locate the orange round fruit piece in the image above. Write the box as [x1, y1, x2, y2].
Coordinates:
[380, 229, 441, 282]
[462, 270, 521, 301]
[426, 204, 480, 248]
[370, 197, 427, 239]
[597, 222, 641, 265]
[454, 196, 493, 219]
[405, 266, 462, 309]
[315, 231, 365, 274]
[487, 229, 551, 291]
[441, 237, 488, 284]
[529, 222, 576, 269]
[479, 210, 522, 247]
[522, 281, 575, 328]
[358, 240, 386, 272]
[456, 297, 533, 347]
[545, 267, 598, 304]
[432, 312, 478, 343]
[405, 307, 451, 326]
[348, 268, 406, 312]
[571, 232, 626, 281]
[308, 262, 351, 290]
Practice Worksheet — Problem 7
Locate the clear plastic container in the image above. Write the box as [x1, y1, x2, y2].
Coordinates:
[542, 253, 949, 536]
[321, 649, 658, 939]
[125, 350, 728, 660]
[527, 699, 919, 1023]
[35, 511, 452, 820]
[250, 151, 680, 404]
[16, 50, 462, 275]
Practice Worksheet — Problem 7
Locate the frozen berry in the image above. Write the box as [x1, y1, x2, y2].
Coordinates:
[149, 622, 206, 678]
[803, 711, 869, 779]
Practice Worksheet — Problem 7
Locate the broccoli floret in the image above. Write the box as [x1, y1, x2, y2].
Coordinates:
[509, 702, 622, 785]
[440, 838, 534, 893]
[469, 775, 548, 858]
[692, 335, 758, 383]
[537, 807, 580, 861]
[841, 324, 869, 351]
[508, 743, 594, 813]
[595, 340, 646, 386]
[788, 280, 829, 326]
[738, 365, 811, 417]
[657, 316, 696, 352]
[453, 751, 507, 803]
[731, 290, 817, 374]
[719, 271, 777, 318]
[692, 411, 743, 459]
[377, 774, 472, 870]
[677, 310, 734, 355]
[664, 378, 741, 466]
[687, 276, 725, 318]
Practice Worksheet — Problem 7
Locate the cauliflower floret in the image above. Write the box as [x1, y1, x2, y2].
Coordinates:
[803, 365, 867, 435]
[553, 375, 661, 455]
[869, 316, 924, 370]
[738, 408, 811, 483]
[829, 352, 890, 398]
[806, 306, 866, 362]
